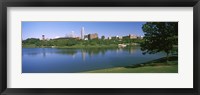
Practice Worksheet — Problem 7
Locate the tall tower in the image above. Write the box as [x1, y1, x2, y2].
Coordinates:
[42, 35, 45, 40]
[81, 27, 84, 40]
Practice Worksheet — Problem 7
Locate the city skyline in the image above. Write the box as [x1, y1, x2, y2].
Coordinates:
[22, 22, 146, 40]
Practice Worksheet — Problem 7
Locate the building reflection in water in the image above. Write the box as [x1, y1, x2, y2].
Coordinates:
[55, 47, 139, 62]
[116, 48, 123, 53]
[42, 48, 46, 58]
[81, 50, 86, 61]
[129, 48, 137, 54]
[72, 54, 76, 59]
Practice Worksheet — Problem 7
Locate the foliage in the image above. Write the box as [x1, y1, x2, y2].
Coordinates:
[101, 36, 105, 40]
[22, 37, 144, 47]
[141, 22, 178, 59]
[22, 38, 41, 46]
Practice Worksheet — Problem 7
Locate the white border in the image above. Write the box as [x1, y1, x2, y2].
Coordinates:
[7, 7, 193, 88]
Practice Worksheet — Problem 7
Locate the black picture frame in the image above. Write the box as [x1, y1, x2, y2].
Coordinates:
[0, 0, 199, 95]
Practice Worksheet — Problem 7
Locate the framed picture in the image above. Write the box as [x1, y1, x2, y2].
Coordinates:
[0, 0, 199, 95]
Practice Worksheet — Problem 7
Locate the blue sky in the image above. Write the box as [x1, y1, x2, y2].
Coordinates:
[22, 22, 146, 40]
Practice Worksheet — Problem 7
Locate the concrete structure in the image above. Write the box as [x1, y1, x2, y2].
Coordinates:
[88, 33, 98, 40]
[129, 34, 137, 39]
[111, 36, 118, 39]
[137, 36, 143, 39]
[81, 27, 84, 40]
[84, 33, 98, 40]
[42, 35, 45, 40]
[123, 34, 137, 39]
[84, 35, 89, 40]
[111, 35, 120, 39]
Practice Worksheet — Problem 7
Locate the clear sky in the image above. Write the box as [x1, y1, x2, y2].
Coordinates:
[22, 22, 146, 40]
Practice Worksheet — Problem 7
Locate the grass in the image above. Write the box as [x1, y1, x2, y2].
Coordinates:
[83, 56, 178, 73]
[84, 65, 177, 73]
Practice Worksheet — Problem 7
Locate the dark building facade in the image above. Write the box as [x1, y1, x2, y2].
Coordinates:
[87, 33, 98, 40]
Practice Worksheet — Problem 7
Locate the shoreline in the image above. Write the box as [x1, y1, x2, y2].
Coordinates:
[22, 44, 140, 49]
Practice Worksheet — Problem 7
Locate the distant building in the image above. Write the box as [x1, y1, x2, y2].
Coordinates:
[88, 33, 98, 40]
[123, 34, 137, 39]
[81, 27, 84, 40]
[108, 37, 112, 40]
[42, 35, 45, 40]
[129, 34, 137, 39]
[84, 33, 98, 40]
[137, 36, 143, 39]
[111, 36, 118, 39]
[111, 35, 121, 40]
[84, 35, 89, 40]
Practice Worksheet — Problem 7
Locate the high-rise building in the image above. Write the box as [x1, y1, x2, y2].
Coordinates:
[42, 35, 45, 40]
[81, 27, 84, 40]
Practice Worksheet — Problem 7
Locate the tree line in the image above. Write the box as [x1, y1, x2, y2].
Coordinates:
[22, 37, 144, 47]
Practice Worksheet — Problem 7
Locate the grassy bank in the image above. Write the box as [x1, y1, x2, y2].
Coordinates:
[83, 56, 178, 73]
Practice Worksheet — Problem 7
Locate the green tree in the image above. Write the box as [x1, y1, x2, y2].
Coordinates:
[22, 38, 41, 47]
[101, 36, 105, 40]
[141, 22, 178, 61]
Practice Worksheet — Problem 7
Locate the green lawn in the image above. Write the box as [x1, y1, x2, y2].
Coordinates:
[84, 65, 178, 73]
[83, 56, 178, 73]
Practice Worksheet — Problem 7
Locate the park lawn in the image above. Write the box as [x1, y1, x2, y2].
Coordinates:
[83, 56, 178, 73]
[84, 65, 178, 73]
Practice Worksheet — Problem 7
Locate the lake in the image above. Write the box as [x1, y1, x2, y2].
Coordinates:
[22, 47, 166, 73]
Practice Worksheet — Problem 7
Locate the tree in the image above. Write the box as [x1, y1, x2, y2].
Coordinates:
[101, 36, 105, 40]
[141, 22, 178, 61]
[22, 38, 41, 46]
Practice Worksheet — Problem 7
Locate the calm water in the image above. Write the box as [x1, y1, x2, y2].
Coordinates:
[22, 47, 166, 73]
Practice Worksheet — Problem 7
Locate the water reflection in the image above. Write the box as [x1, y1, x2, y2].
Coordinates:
[22, 47, 166, 73]
[42, 48, 46, 58]
[23, 47, 141, 61]
[81, 50, 86, 61]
